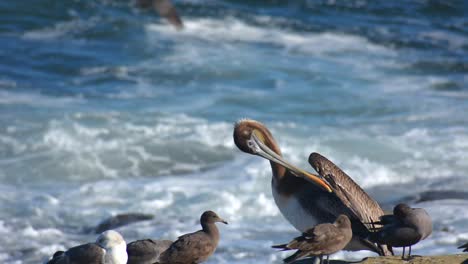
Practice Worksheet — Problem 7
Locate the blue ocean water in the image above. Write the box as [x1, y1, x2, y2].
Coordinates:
[0, 1, 467, 263]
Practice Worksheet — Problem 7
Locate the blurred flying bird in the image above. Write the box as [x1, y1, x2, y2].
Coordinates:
[136, 0, 184, 29]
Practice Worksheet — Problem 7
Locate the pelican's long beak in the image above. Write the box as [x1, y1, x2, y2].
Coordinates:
[247, 131, 333, 193]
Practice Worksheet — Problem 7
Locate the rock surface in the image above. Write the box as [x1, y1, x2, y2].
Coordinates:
[291, 255, 468, 264]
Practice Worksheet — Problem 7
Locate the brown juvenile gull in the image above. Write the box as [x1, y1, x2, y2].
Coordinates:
[273, 214, 353, 264]
[136, 0, 184, 29]
[127, 239, 172, 264]
[369, 203, 432, 259]
[47, 230, 127, 264]
[233, 119, 390, 255]
[158, 210, 228, 264]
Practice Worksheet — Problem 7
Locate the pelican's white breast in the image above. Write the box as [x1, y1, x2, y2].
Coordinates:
[272, 186, 318, 232]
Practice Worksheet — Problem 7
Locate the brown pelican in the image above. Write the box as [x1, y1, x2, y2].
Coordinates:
[233, 119, 391, 255]
[158, 211, 228, 264]
[136, 0, 184, 29]
[47, 230, 127, 264]
[273, 214, 353, 264]
[369, 203, 432, 259]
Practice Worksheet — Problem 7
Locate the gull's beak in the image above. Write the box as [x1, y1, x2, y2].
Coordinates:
[219, 218, 228, 225]
[247, 130, 333, 193]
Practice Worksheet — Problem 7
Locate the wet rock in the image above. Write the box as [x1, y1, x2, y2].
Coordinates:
[290, 255, 468, 264]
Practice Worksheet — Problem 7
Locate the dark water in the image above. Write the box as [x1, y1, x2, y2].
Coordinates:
[0, 1, 467, 263]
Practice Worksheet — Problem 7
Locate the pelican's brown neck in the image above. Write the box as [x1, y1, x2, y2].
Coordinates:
[250, 125, 288, 183]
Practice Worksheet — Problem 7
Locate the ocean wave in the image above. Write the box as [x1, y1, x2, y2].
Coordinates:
[148, 17, 391, 53]
[1, 113, 235, 183]
[0, 91, 83, 107]
[22, 17, 100, 41]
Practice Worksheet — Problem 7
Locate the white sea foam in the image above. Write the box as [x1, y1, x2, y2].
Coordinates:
[0, 221, 9, 234]
[22, 17, 99, 40]
[139, 195, 174, 211]
[419, 30, 468, 49]
[147, 17, 393, 57]
[0, 91, 82, 107]
[0, 135, 27, 155]
[143, 16, 400, 85]
[0, 253, 9, 262]
[37, 245, 66, 256]
[345, 156, 400, 187]
[37, 114, 233, 179]
[21, 226, 63, 238]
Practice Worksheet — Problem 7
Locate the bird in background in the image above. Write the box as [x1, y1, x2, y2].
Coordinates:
[136, 0, 184, 29]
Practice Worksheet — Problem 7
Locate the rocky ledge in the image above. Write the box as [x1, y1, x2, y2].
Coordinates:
[358, 255, 467, 264]
[292, 254, 467, 264]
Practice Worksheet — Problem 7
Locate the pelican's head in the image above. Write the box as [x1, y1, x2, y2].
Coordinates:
[233, 119, 280, 155]
[233, 119, 332, 193]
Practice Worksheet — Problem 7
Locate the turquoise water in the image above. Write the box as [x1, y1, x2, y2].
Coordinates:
[0, 1, 467, 263]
